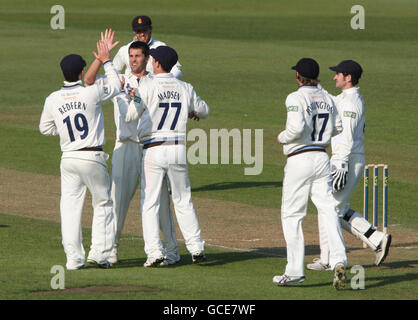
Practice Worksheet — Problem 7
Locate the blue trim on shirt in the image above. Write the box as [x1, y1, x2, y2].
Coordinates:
[143, 137, 184, 145]
[62, 85, 81, 90]
[293, 145, 326, 153]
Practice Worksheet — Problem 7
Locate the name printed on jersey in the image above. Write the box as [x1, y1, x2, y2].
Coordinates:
[306, 101, 334, 116]
[58, 101, 87, 115]
[158, 90, 181, 101]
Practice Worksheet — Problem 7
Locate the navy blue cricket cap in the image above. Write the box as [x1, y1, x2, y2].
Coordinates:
[132, 15, 152, 32]
[60, 54, 86, 80]
[329, 60, 363, 80]
[150, 46, 178, 72]
[291, 58, 320, 79]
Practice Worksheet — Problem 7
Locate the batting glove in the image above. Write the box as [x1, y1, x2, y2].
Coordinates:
[331, 159, 348, 193]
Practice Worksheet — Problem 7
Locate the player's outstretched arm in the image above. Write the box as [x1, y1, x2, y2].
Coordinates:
[94, 40, 122, 102]
[84, 29, 120, 85]
[84, 58, 102, 85]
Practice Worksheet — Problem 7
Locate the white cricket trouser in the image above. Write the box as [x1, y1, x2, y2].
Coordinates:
[141, 144, 204, 259]
[60, 151, 114, 270]
[111, 140, 178, 253]
[281, 151, 346, 277]
[318, 154, 384, 264]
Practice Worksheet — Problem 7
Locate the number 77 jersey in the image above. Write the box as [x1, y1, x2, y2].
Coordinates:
[278, 86, 342, 156]
[126, 73, 209, 143]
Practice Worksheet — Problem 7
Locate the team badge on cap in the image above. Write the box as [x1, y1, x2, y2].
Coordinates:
[132, 15, 152, 32]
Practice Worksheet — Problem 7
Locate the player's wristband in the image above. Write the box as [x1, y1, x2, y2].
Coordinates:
[103, 60, 112, 66]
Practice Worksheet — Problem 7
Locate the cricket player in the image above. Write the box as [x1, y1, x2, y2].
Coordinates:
[273, 58, 347, 289]
[39, 36, 121, 270]
[111, 16, 182, 264]
[125, 46, 209, 267]
[84, 33, 180, 265]
[307, 60, 392, 271]
[113, 15, 182, 78]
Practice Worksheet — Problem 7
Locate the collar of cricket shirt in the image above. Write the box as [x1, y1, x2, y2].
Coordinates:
[155, 73, 174, 78]
[299, 85, 318, 90]
[63, 80, 82, 89]
[342, 86, 360, 95]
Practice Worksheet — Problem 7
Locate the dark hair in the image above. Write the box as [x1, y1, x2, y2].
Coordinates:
[62, 72, 80, 82]
[343, 72, 359, 85]
[129, 41, 149, 57]
[297, 74, 318, 86]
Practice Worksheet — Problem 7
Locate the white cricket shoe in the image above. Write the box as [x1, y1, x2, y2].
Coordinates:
[143, 256, 165, 268]
[87, 258, 113, 269]
[273, 274, 306, 285]
[375, 234, 392, 266]
[333, 263, 346, 290]
[191, 252, 205, 264]
[307, 258, 332, 271]
[87, 251, 113, 268]
[67, 264, 86, 271]
[160, 252, 181, 266]
[108, 247, 118, 264]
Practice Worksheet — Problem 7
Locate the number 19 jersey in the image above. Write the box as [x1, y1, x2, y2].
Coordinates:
[39, 62, 121, 152]
[278, 86, 342, 156]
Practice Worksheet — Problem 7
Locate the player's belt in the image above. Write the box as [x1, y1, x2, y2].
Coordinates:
[76, 147, 103, 151]
[287, 147, 326, 158]
[143, 140, 184, 149]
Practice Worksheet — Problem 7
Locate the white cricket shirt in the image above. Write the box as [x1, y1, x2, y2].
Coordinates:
[125, 73, 209, 143]
[39, 62, 121, 151]
[331, 86, 365, 161]
[278, 86, 342, 155]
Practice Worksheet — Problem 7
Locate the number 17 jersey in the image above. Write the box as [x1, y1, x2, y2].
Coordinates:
[278, 85, 342, 156]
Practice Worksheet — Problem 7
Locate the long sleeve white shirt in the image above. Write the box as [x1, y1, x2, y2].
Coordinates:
[39, 62, 121, 151]
[331, 86, 365, 161]
[125, 73, 209, 143]
[278, 86, 342, 156]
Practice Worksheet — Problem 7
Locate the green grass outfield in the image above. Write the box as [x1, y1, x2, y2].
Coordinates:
[0, 0, 417, 302]
[1, 213, 416, 301]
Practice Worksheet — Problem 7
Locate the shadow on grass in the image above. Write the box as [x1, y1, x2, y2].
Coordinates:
[362, 272, 418, 289]
[114, 248, 282, 269]
[363, 260, 418, 270]
[192, 181, 282, 192]
[111, 252, 418, 290]
[113, 244, 372, 269]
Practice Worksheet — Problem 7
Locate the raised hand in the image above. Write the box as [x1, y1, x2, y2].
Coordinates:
[101, 28, 120, 52]
[93, 40, 111, 64]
